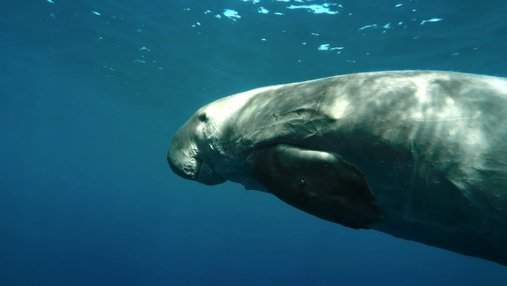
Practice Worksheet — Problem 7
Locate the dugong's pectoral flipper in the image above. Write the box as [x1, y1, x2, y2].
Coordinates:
[247, 144, 383, 229]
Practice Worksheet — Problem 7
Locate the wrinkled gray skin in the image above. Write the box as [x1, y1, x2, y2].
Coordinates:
[168, 70, 507, 266]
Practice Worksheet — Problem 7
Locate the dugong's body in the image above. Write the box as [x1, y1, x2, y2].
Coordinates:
[168, 71, 507, 265]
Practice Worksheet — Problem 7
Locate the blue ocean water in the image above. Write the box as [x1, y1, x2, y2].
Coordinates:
[1, 0, 507, 285]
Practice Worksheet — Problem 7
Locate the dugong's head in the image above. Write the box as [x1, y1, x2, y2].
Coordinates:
[167, 105, 227, 186]
[167, 88, 265, 186]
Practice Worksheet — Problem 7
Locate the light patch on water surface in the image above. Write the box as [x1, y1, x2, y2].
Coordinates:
[358, 24, 378, 31]
[420, 18, 443, 25]
[287, 3, 340, 14]
[318, 44, 330, 51]
[258, 7, 269, 14]
[91, 11, 101, 16]
[277, 0, 316, 2]
[358, 23, 393, 31]
[318, 44, 344, 52]
[223, 9, 241, 21]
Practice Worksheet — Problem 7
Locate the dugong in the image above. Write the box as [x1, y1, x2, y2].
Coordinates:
[167, 70, 507, 266]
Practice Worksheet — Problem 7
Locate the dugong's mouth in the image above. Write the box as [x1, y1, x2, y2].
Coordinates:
[195, 159, 226, 185]
[168, 152, 226, 186]
[167, 152, 199, 180]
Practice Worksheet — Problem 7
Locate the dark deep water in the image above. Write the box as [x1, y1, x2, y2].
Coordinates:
[1, 0, 507, 285]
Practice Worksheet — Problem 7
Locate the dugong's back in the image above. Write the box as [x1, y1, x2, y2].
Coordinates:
[326, 71, 507, 265]
[263, 71, 507, 265]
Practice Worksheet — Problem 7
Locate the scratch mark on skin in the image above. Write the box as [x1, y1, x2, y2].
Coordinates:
[315, 91, 325, 111]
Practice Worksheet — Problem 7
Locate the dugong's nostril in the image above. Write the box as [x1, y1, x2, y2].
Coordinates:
[198, 112, 208, 122]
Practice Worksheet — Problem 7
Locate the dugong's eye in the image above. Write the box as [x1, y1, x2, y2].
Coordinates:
[198, 112, 208, 122]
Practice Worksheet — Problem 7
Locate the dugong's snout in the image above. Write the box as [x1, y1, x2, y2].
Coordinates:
[167, 133, 199, 180]
[167, 120, 226, 185]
